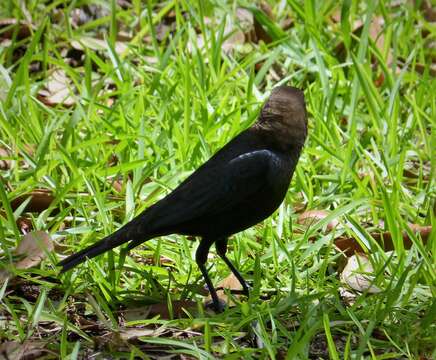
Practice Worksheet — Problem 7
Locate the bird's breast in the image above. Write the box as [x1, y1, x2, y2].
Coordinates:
[210, 155, 294, 237]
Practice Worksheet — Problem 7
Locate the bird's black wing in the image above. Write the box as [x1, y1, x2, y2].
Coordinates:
[128, 149, 278, 247]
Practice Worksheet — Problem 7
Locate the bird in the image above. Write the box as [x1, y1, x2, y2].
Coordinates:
[58, 85, 308, 312]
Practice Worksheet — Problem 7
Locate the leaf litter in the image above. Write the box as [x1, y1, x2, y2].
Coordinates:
[340, 253, 382, 294]
[0, 231, 53, 284]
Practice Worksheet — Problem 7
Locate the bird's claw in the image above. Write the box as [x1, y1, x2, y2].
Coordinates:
[205, 297, 227, 313]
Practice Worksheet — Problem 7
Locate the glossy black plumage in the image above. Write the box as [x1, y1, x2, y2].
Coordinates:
[58, 85, 308, 311]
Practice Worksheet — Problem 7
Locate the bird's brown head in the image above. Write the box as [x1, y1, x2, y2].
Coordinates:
[256, 85, 308, 152]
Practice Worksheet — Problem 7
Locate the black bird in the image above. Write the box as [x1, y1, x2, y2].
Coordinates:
[59, 85, 308, 311]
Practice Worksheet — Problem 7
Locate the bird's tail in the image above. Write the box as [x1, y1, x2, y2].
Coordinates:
[58, 218, 148, 273]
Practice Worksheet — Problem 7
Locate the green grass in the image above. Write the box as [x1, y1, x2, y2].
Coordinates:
[0, 0, 435, 358]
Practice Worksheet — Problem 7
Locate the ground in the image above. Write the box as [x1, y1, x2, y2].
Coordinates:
[0, 1, 435, 359]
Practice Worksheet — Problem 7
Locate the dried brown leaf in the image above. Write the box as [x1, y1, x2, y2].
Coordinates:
[297, 209, 339, 231]
[0, 146, 12, 170]
[121, 307, 151, 323]
[419, 0, 436, 22]
[368, 17, 386, 60]
[71, 36, 128, 55]
[253, 18, 273, 44]
[374, 72, 385, 88]
[260, 2, 273, 18]
[403, 160, 431, 181]
[222, 29, 246, 53]
[155, 22, 173, 42]
[147, 300, 197, 319]
[335, 224, 432, 255]
[17, 216, 33, 234]
[0, 340, 48, 360]
[23, 143, 36, 156]
[330, 9, 341, 23]
[11, 188, 55, 213]
[206, 273, 243, 307]
[120, 300, 196, 322]
[236, 7, 255, 31]
[119, 326, 166, 340]
[15, 231, 54, 269]
[37, 70, 76, 107]
[112, 178, 124, 193]
[398, 56, 436, 77]
[338, 286, 357, 306]
[222, 8, 260, 52]
[0, 231, 53, 284]
[334, 15, 398, 75]
[340, 253, 381, 293]
[334, 237, 366, 256]
[70, 5, 110, 28]
[281, 17, 294, 31]
[117, 0, 131, 10]
[0, 19, 33, 40]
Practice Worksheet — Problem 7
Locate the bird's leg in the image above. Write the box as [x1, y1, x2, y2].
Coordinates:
[196, 237, 224, 312]
[215, 237, 250, 297]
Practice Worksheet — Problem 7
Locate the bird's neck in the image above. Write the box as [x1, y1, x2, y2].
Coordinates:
[252, 120, 304, 154]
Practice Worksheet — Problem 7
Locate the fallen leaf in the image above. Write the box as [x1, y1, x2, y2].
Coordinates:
[297, 209, 339, 231]
[37, 70, 76, 107]
[374, 72, 385, 87]
[111, 177, 124, 193]
[6, 279, 42, 302]
[335, 224, 432, 255]
[0, 18, 33, 40]
[117, 0, 131, 10]
[222, 28, 246, 53]
[338, 286, 357, 306]
[119, 326, 166, 341]
[388, 0, 407, 9]
[252, 13, 273, 44]
[0, 340, 48, 360]
[281, 17, 294, 31]
[64, 47, 85, 67]
[121, 299, 196, 321]
[334, 15, 398, 75]
[340, 253, 381, 293]
[368, 16, 388, 63]
[71, 36, 128, 55]
[330, 9, 342, 23]
[0, 210, 29, 234]
[23, 143, 36, 156]
[398, 56, 436, 77]
[222, 8, 253, 52]
[155, 22, 174, 42]
[259, 1, 273, 18]
[187, 34, 205, 53]
[425, 38, 436, 63]
[0, 146, 12, 170]
[206, 273, 243, 307]
[334, 237, 365, 256]
[70, 4, 110, 28]
[0, 231, 53, 284]
[235, 7, 255, 32]
[149, 4, 179, 43]
[121, 307, 151, 323]
[11, 188, 55, 213]
[419, 0, 436, 22]
[15, 231, 54, 269]
[16, 216, 33, 234]
[148, 300, 197, 319]
[403, 160, 431, 181]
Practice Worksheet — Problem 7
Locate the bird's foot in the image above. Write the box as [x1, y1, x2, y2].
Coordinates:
[204, 297, 227, 313]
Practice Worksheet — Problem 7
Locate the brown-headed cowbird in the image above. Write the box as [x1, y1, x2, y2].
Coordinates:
[59, 86, 308, 311]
